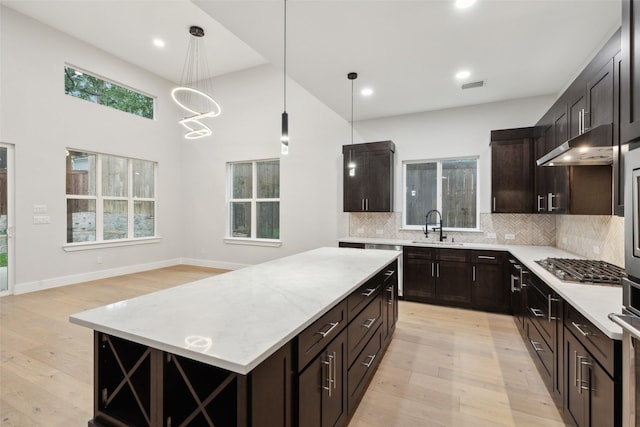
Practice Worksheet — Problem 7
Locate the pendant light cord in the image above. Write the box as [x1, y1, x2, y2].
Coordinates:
[351, 76, 354, 145]
[283, 0, 287, 112]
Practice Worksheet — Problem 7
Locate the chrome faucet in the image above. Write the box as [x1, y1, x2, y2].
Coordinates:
[424, 209, 447, 242]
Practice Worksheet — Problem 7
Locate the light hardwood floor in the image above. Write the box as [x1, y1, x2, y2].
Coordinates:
[0, 266, 570, 426]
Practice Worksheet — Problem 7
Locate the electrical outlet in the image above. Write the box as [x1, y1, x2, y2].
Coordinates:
[375, 229, 384, 235]
[33, 215, 51, 224]
[505, 233, 515, 240]
[33, 204, 47, 214]
[486, 232, 497, 239]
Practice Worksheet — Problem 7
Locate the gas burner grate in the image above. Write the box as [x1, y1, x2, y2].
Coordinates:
[536, 258, 626, 285]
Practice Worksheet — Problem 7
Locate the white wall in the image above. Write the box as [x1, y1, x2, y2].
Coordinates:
[180, 64, 351, 268]
[352, 96, 555, 214]
[0, 7, 186, 292]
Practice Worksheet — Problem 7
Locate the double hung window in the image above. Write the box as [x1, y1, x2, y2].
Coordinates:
[404, 157, 478, 230]
[66, 150, 157, 244]
[228, 160, 280, 241]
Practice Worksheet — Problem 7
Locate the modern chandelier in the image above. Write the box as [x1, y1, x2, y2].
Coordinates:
[171, 25, 221, 140]
[281, 0, 289, 155]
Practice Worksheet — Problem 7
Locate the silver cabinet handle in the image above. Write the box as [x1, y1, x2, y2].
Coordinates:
[322, 352, 334, 397]
[530, 339, 544, 352]
[548, 296, 560, 322]
[317, 321, 339, 338]
[493, 197, 496, 212]
[472, 265, 476, 281]
[510, 274, 519, 293]
[529, 307, 545, 318]
[580, 357, 592, 392]
[362, 288, 377, 297]
[579, 109, 583, 134]
[574, 350, 580, 387]
[362, 317, 376, 329]
[384, 270, 395, 277]
[431, 262, 435, 277]
[387, 286, 394, 305]
[437, 263, 440, 278]
[537, 195, 545, 212]
[362, 354, 376, 368]
[478, 255, 496, 260]
[547, 192, 557, 212]
[571, 321, 591, 337]
[583, 109, 590, 132]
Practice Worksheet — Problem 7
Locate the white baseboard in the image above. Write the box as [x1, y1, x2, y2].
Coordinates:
[13, 258, 250, 295]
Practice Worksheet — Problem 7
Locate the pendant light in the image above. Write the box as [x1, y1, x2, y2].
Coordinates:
[171, 25, 222, 140]
[347, 72, 357, 176]
[281, 0, 289, 155]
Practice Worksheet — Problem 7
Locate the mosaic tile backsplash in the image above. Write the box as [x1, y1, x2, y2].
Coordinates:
[348, 212, 625, 268]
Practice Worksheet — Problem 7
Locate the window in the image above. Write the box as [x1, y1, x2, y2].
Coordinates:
[66, 150, 157, 244]
[228, 160, 280, 241]
[64, 65, 154, 119]
[404, 157, 478, 230]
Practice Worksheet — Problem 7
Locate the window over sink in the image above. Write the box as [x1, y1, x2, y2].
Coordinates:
[403, 157, 478, 231]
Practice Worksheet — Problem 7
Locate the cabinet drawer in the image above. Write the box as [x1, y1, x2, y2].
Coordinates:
[525, 276, 558, 346]
[347, 326, 382, 416]
[526, 318, 554, 383]
[347, 274, 382, 322]
[347, 296, 382, 368]
[298, 299, 347, 371]
[471, 250, 504, 264]
[565, 304, 618, 377]
[437, 248, 470, 262]
[403, 246, 433, 260]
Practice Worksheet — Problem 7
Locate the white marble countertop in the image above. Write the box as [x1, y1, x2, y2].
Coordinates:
[69, 247, 401, 375]
[339, 237, 624, 340]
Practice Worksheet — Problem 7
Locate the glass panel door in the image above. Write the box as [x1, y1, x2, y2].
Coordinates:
[0, 144, 13, 294]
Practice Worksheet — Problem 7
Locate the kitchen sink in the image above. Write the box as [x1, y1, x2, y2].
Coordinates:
[411, 241, 465, 246]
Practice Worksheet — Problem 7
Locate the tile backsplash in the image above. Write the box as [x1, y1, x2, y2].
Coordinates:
[349, 212, 625, 267]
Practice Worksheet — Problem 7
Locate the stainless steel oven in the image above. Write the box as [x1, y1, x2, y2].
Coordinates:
[609, 146, 640, 427]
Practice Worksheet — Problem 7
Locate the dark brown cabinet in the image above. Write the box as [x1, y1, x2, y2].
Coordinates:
[490, 128, 535, 213]
[403, 247, 436, 300]
[622, 0, 640, 144]
[471, 251, 508, 313]
[299, 330, 347, 427]
[342, 141, 394, 212]
[435, 259, 472, 304]
[564, 306, 621, 427]
[380, 266, 398, 349]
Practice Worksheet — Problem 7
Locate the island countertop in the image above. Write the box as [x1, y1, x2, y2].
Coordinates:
[69, 247, 401, 375]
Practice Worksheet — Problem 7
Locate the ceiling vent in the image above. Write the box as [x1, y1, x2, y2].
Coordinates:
[461, 80, 485, 90]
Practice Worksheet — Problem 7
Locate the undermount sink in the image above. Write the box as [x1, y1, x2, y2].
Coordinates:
[411, 241, 465, 246]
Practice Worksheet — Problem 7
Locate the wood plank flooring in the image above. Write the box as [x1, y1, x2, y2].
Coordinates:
[0, 266, 569, 426]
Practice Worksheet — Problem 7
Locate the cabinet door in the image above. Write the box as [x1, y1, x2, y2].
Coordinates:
[381, 276, 397, 348]
[589, 353, 616, 427]
[622, 0, 640, 144]
[343, 149, 367, 212]
[366, 150, 393, 212]
[403, 252, 435, 301]
[298, 331, 347, 427]
[613, 51, 627, 217]
[491, 139, 534, 213]
[471, 263, 506, 312]
[587, 58, 614, 131]
[566, 331, 588, 427]
[435, 261, 471, 304]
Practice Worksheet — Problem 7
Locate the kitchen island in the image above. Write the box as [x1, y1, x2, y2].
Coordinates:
[70, 247, 400, 427]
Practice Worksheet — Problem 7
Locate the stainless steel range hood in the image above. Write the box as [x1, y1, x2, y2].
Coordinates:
[536, 123, 613, 166]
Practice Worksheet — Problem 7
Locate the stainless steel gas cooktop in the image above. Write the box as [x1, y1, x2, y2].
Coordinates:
[536, 258, 627, 286]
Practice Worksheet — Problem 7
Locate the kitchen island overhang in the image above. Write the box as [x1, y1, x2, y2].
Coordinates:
[70, 247, 401, 427]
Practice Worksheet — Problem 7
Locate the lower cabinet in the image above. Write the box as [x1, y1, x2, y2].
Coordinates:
[298, 330, 348, 427]
[471, 251, 508, 312]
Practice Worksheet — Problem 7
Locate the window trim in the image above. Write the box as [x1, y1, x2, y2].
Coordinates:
[226, 159, 281, 244]
[65, 149, 158, 248]
[402, 156, 480, 232]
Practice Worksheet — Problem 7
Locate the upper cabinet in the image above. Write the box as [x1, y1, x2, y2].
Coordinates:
[490, 127, 535, 213]
[622, 0, 640, 144]
[342, 141, 395, 212]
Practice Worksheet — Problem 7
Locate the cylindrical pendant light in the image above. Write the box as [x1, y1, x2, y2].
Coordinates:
[281, 0, 289, 155]
[348, 72, 357, 176]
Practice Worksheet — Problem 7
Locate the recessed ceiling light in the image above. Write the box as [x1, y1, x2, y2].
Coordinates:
[455, 0, 476, 9]
[153, 38, 166, 48]
[361, 88, 374, 96]
[455, 70, 471, 79]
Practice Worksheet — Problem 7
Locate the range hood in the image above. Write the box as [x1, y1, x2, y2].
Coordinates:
[536, 123, 613, 166]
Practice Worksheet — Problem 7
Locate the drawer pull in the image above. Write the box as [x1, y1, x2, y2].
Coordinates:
[362, 288, 377, 297]
[530, 339, 544, 352]
[478, 255, 496, 260]
[571, 321, 591, 337]
[317, 321, 339, 338]
[362, 354, 376, 368]
[529, 308, 545, 318]
[362, 317, 376, 329]
[384, 270, 395, 277]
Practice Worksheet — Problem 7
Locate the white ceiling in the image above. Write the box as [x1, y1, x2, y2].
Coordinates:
[2, 0, 622, 122]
